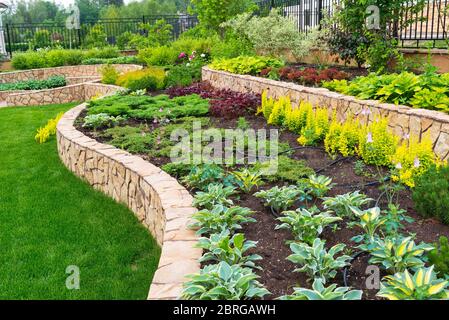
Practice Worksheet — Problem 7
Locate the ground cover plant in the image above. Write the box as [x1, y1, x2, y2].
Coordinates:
[77, 77, 449, 301]
[0, 103, 160, 299]
[0, 76, 66, 91]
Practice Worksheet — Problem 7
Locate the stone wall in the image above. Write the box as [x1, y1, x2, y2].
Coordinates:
[202, 67, 449, 161]
[57, 102, 200, 300]
[0, 64, 141, 83]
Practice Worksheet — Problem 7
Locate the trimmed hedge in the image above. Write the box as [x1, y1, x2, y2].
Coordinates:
[0, 76, 66, 91]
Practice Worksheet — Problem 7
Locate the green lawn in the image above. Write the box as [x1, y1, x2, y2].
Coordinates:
[0, 103, 161, 299]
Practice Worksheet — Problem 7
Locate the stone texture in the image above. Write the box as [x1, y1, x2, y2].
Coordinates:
[202, 67, 449, 161]
[56, 102, 200, 300]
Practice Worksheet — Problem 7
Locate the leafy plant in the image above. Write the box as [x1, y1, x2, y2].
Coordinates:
[254, 185, 303, 214]
[305, 174, 334, 198]
[209, 56, 284, 75]
[182, 164, 232, 191]
[278, 278, 362, 300]
[428, 237, 449, 278]
[190, 204, 255, 235]
[197, 231, 262, 269]
[100, 64, 119, 85]
[377, 266, 449, 300]
[369, 236, 434, 273]
[350, 206, 388, 250]
[412, 164, 449, 224]
[382, 204, 414, 236]
[0, 76, 66, 91]
[276, 208, 342, 245]
[264, 155, 315, 184]
[82, 113, 125, 130]
[35, 112, 63, 144]
[192, 184, 236, 209]
[287, 239, 351, 284]
[324, 115, 361, 158]
[116, 67, 166, 91]
[322, 191, 373, 219]
[209, 90, 261, 119]
[232, 168, 264, 193]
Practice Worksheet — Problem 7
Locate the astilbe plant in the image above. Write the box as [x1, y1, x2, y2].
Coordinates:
[182, 261, 270, 300]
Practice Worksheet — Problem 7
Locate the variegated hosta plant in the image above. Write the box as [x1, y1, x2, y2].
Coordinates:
[182, 261, 270, 300]
[190, 204, 256, 235]
[369, 236, 434, 274]
[278, 278, 362, 300]
[197, 231, 263, 269]
[192, 184, 236, 210]
[276, 207, 342, 245]
[377, 266, 449, 300]
[287, 238, 352, 284]
[350, 206, 388, 250]
[254, 185, 303, 214]
[306, 174, 334, 198]
[322, 191, 373, 219]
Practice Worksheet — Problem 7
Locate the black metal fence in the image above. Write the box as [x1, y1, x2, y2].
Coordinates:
[3, 14, 198, 55]
[257, 0, 449, 48]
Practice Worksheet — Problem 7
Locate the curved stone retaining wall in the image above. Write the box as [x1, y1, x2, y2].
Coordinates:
[203, 67, 449, 160]
[57, 101, 200, 300]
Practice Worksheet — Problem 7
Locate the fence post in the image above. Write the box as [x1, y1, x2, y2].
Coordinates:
[318, 0, 323, 29]
[5, 23, 11, 58]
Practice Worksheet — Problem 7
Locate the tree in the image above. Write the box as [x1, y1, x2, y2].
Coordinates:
[189, 0, 256, 31]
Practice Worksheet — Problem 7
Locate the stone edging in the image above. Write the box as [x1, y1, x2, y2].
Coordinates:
[56, 97, 201, 300]
[202, 67, 449, 160]
[1, 64, 142, 107]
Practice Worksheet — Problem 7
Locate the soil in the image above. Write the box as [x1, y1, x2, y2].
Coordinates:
[290, 62, 369, 80]
[76, 98, 449, 301]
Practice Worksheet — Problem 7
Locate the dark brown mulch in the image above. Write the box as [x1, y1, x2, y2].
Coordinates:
[76, 106, 449, 300]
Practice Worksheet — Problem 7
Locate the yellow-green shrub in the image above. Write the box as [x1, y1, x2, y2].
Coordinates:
[268, 95, 291, 126]
[297, 107, 330, 146]
[357, 118, 398, 166]
[324, 114, 362, 157]
[35, 112, 64, 144]
[285, 101, 312, 134]
[390, 135, 437, 188]
[116, 67, 166, 91]
[100, 64, 119, 85]
[258, 91, 275, 121]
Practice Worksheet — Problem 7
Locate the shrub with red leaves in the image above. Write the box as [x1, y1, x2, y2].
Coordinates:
[274, 66, 349, 86]
[167, 81, 261, 119]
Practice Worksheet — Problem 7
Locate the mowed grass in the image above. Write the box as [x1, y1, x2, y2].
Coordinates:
[0, 103, 161, 299]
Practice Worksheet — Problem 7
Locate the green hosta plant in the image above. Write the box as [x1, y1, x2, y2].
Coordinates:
[306, 174, 334, 198]
[182, 261, 270, 300]
[232, 168, 264, 193]
[197, 231, 262, 269]
[276, 208, 342, 245]
[182, 164, 235, 191]
[190, 204, 255, 235]
[254, 185, 302, 214]
[82, 113, 125, 130]
[278, 278, 362, 300]
[350, 206, 388, 249]
[377, 266, 449, 300]
[192, 184, 236, 210]
[322, 191, 373, 219]
[287, 239, 351, 283]
[369, 236, 434, 274]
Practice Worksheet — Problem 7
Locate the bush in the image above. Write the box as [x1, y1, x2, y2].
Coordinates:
[165, 64, 201, 88]
[413, 164, 449, 224]
[209, 56, 284, 75]
[31, 30, 51, 49]
[81, 56, 139, 65]
[84, 24, 108, 48]
[100, 65, 119, 85]
[137, 46, 178, 66]
[428, 236, 449, 277]
[0, 76, 66, 91]
[116, 67, 166, 91]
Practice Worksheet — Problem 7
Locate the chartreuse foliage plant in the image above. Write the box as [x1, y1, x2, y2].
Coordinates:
[192, 184, 236, 210]
[116, 67, 166, 91]
[190, 204, 256, 236]
[412, 164, 449, 224]
[209, 56, 284, 75]
[324, 114, 362, 158]
[232, 168, 264, 193]
[182, 261, 270, 300]
[276, 208, 342, 245]
[254, 185, 303, 214]
[357, 117, 398, 166]
[297, 107, 330, 146]
[377, 266, 449, 300]
[390, 135, 437, 188]
[428, 237, 449, 277]
[369, 236, 434, 274]
[287, 239, 351, 284]
[197, 231, 262, 269]
[278, 279, 362, 300]
[35, 112, 64, 144]
[305, 174, 334, 198]
[322, 191, 373, 219]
